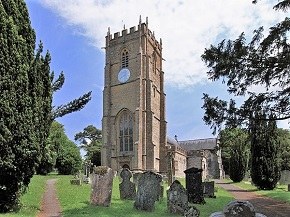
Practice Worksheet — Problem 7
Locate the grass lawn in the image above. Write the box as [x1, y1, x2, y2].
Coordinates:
[0, 175, 234, 217]
[0, 174, 58, 217]
[56, 176, 234, 217]
[232, 181, 290, 204]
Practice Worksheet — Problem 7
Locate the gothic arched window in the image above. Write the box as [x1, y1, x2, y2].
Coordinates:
[119, 110, 133, 152]
[121, 49, 129, 68]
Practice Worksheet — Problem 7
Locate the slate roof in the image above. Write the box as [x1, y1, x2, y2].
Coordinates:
[167, 136, 179, 147]
[178, 138, 217, 151]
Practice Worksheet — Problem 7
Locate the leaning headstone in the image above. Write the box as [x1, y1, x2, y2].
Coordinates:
[203, 181, 215, 198]
[210, 200, 267, 217]
[134, 171, 160, 211]
[90, 166, 114, 207]
[184, 167, 205, 204]
[119, 168, 136, 200]
[167, 180, 189, 215]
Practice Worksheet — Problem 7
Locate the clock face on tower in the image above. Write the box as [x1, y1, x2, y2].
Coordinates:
[118, 68, 130, 83]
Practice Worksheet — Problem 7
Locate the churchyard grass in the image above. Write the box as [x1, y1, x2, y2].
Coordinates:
[0, 175, 233, 217]
[0, 174, 58, 217]
[56, 175, 234, 217]
[232, 181, 290, 204]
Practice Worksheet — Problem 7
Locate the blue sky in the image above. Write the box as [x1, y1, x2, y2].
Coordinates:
[25, 0, 287, 143]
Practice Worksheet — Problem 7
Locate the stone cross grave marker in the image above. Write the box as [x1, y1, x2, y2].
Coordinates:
[119, 168, 136, 200]
[90, 166, 114, 207]
[134, 171, 160, 211]
[184, 167, 205, 204]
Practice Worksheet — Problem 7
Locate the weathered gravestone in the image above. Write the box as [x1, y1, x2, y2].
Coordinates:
[119, 168, 136, 200]
[91, 166, 114, 207]
[279, 170, 290, 185]
[203, 181, 215, 198]
[184, 167, 205, 204]
[134, 171, 160, 211]
[167, 180, 189, 215]
[132, 172, 142, 184]
[209, 200, 267, 217]
[167, 180, 200, 217]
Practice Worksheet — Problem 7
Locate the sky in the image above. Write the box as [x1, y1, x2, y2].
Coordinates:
[25, 0, 288, 143]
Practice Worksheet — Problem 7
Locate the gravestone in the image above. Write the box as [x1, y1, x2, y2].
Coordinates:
[134, 171, 160, 211]
[210, 200, 267, 217]
[167, 180, 189, 215]
[288, 184, 290, 192]
[203, 181, 215, 198]
[156, 174, 163, 201]
[132, 172, 142, 184]
[91, 166, 114, 207]
[119, 168, 136, 200]
[184, 167, 205, 204]
[279, 170, 290, 185]
[70, 171, 82, 185]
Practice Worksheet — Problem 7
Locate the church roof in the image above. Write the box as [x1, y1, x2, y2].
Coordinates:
[178, 138, 217, 151]
[167, 136, 179, 147]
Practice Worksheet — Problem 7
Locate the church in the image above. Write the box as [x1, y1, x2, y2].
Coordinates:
[101, 18, 223, 179]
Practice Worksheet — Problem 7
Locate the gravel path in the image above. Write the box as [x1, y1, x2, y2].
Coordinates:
[215, 180, 290, 217]
[37, 179, 61, 217]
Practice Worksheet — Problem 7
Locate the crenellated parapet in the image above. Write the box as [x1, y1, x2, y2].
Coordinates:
[106, 18, 162, 51]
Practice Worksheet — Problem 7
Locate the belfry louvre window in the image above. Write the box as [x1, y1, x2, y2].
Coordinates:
[121, 50, 129, 68]
[119, 111, 133, 152]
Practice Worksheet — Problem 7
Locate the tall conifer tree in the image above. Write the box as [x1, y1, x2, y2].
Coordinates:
[0, 0, 91, 211]
[0, 0, 40, 211]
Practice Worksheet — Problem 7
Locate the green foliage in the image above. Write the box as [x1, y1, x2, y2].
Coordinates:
[37, 121, 82, 175]
[201, 0, 289, 192]
[0, 0, 52, 212]
[0, 0, 91, 211]
[250, 113, 281, 190]
[56, 140, 82, 175]
[201, 1, 290, 134]
[219, 128, 250, 182]
[46, 122, 82, 175]
[52, 91, 92, 119]
[36, 121, 66, 175]
[277, 128, 290, 170]
[75, 125, 102, 166]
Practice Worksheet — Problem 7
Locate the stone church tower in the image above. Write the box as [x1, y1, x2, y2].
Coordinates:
[101, 18, 167, 173]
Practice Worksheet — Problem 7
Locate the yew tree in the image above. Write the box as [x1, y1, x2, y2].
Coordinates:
[202, 1, 290, 131]
[0, 0, 91, 211]
[201, 1, 289, 189]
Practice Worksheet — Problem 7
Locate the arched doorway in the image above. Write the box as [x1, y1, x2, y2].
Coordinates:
[122, 164, 130, 170]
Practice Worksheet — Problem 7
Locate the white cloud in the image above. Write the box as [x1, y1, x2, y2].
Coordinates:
[41, 0, 285, 88]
